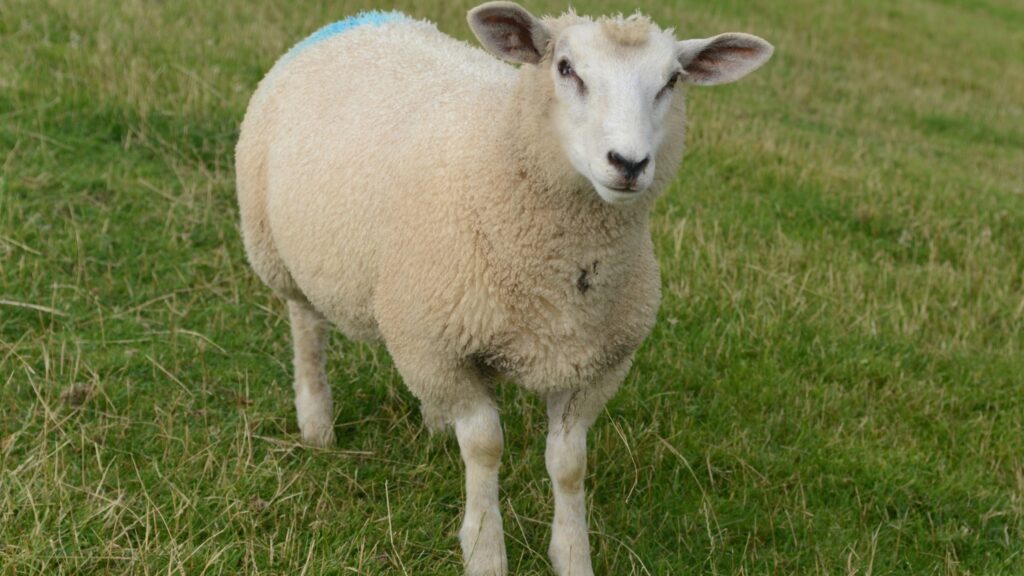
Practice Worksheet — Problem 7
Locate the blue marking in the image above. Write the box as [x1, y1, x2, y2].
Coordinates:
[283, 11, 408, 61]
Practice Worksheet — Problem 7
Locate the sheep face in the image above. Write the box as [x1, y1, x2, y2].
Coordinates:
[469, 2, 774, 205]
[548, 22, 680, 203]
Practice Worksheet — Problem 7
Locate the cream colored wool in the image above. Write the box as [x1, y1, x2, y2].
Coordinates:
[238, 15, 669, 412]
[236, 3, 771, 574]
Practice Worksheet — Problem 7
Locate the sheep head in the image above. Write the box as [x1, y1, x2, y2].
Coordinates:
[469, 2, 773, 205]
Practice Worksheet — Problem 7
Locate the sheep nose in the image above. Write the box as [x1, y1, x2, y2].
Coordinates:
[607, 151, 650, 182]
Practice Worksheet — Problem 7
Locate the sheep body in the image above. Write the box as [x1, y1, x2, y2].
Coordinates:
[236, 6, 772, 574]
[237, 13, 671, 411]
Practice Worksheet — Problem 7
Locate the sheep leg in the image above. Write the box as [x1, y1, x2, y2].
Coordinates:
[288, 300, 335, 447]
[384, 327, 508, 574]
[455, 398, 508, 576]
[545, 370, 624, 576]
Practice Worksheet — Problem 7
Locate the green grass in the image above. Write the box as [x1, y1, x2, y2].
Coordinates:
[1, 0, 1022, 573]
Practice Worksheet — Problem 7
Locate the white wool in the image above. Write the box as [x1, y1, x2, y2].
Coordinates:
[236, 4, 772, 574]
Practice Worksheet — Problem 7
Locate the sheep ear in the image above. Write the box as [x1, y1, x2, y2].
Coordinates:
[676, 33, 773, 86]
[468, 1, 550, 65]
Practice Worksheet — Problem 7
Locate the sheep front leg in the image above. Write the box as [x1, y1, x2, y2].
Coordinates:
[455, 399, 508, 576]
[545, 371, 624, 576]
[288, 300, 335, 447]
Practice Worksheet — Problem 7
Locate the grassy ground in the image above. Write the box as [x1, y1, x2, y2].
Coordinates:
[1, 0, 1022, 573]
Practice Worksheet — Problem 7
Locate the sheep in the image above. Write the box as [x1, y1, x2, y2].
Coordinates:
[235, 3, 772, 574]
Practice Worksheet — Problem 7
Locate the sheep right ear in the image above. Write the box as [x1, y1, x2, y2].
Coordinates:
[468, 2, 550, 65]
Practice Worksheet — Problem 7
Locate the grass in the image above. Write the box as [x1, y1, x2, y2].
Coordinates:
[1, 0, 1022, 573]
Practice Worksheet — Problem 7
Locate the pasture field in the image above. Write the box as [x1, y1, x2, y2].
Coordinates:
[1, 0, 1022, 573]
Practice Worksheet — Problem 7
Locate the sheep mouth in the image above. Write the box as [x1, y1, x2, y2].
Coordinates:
[589, 177, 650, 204]
[606, 184, 642, 193]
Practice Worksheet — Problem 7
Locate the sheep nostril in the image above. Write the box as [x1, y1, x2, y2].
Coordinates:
[633, 155, 650, 175]
[607, 151, 626, 168]
[608, 151, 650, 181]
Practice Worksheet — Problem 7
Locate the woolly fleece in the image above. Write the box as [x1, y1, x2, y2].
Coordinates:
[235, 12, 688, 423]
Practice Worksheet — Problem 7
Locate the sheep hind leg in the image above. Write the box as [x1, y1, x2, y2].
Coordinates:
[288, 300, 335, 447]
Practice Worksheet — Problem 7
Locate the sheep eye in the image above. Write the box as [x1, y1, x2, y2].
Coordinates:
[657, 72, 682, 99]
[557, 59, 586, 94]
[558, 59, 574, 78]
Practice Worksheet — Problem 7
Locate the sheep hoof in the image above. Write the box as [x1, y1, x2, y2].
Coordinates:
[549, 537, 594, 576]
[464, 555, 507, 576]
[299, 424, 335, 446]
[294, 387, 335, 447]
[460, 515, 507, 576]
[299, 420, 336, 448]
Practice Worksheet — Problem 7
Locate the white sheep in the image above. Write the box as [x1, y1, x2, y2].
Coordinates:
[235, 3, 772, 574]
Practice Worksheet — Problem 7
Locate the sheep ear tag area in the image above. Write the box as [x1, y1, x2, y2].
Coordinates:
[282, 11, 409, 62]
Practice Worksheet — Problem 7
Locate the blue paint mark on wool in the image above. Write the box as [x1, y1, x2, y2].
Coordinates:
[284, 11, 408, 61]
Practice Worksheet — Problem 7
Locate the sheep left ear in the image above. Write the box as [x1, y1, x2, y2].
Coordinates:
[468, 1, 550, 65]
[677, 33, 774, 86]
